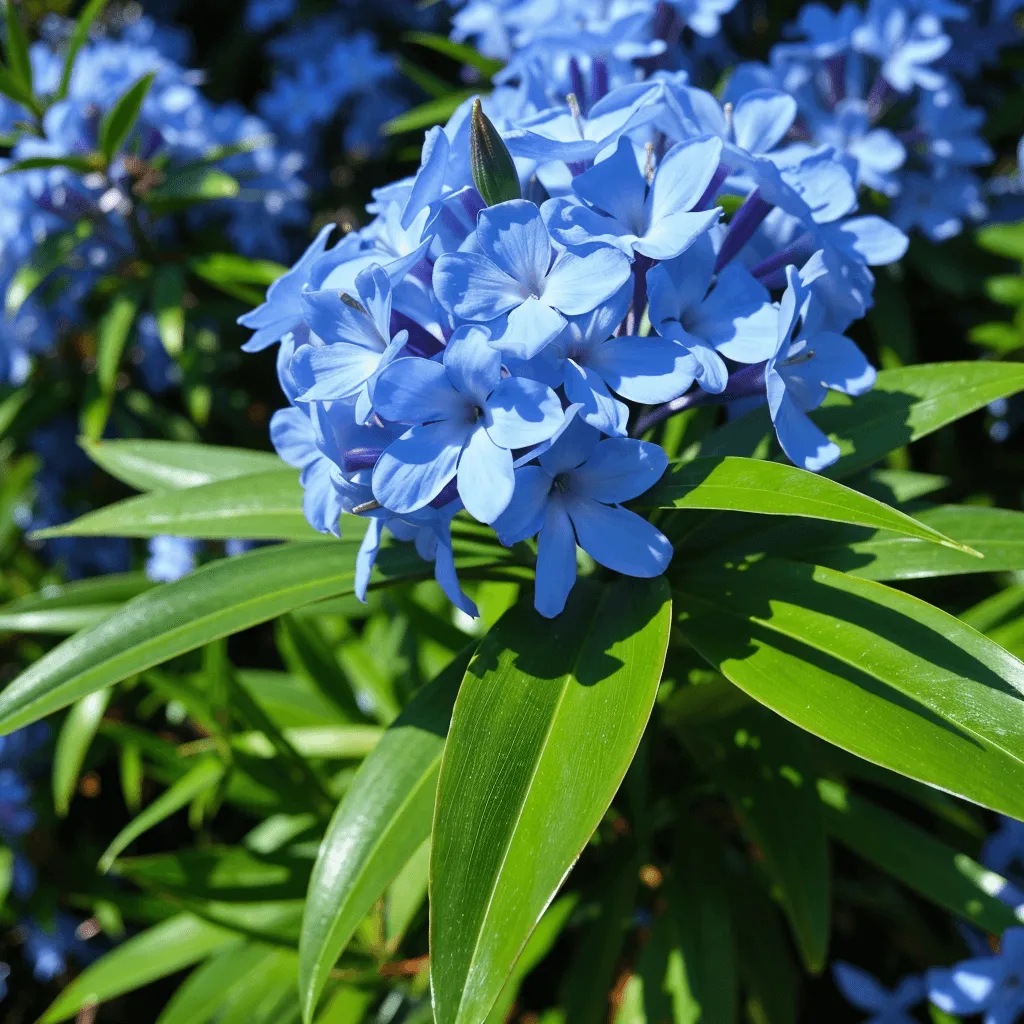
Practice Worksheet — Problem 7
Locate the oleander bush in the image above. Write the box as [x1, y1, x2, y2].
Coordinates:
[2, 0, 1024, 1021]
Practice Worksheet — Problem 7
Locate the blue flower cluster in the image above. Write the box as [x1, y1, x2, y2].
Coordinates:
[0, 13, 307, 387]
[244, 74, 905, 616]
[727, 0, 1021, 241]
[836, 813, 1024, 1023]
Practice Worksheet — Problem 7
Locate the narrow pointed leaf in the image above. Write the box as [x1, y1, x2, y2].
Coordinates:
[155, 941, 271, 1024]
[99, 72, 156, 163]
[40, 914, 237, 1023]
[32, 471, 323, 540]
[683, 708, 829, 972]
[0, 540, 438, 734]
[298, 648, 474, 1023]
[58, 0, 108, 99]
[0, 573, 154, 634]
[675, 558, 1024, 818]
[4, 3, 32, 90]
[98, 757, 226, 872]
[649, 456, 972, 553]
[152, 264, 186, 356]
[53, 688, 112, 817]
[430, 577, 672, 1024]
[819, 780, 1021, 932]
[81, 438, 284, 491]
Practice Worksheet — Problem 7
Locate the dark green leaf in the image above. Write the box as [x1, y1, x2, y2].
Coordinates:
[683, 708, 829, 972]
[155, 941, 271, 1024]
[430, 578, 672, 1024]
[4, 3, 32, 91]
[98, 758, 226, 872]
[819, 780, 1020, 933]
[298, 648, 473, 1023]
[145, 166, 240, 210]
[189, 253, 286, 288]
[100, 72, 156, 163]
[675, 558, 1024, 818]
[81, 287, 142, 441]
[0, 573, 154, 634]
[404, 32, 504, 76]
[6, 222, 93, 315]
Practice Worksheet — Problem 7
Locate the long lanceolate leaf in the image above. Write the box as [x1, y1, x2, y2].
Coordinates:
[675, 558, 1024, 818]
[647, 456, 973, 553]
[430, 578, 672, 1024]
[298, 648, 473, 1023]
[0, 540, 450, 734]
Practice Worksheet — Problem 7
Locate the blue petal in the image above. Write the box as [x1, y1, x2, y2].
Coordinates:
[457, 426, 515, 523]
[571, 438, 668, 503]
[572, 136, 648, 231]
[355, 517, 385, 602]
[563, 360, 629, 437]
[534, 501, 578, 618]
[568, 498, 672, 577]
[302, 288, 384, 351]
[355, 263, 395, 340]
[731, 91, 797, 154]
[501, 296, 567, 359]
[476, 199, 553, 290]
[373, 357, 464, 424]
[834, 216, 909, 266]
[433, 528, 479, 618]
[792, 332, 876, 397]
[542, 246, 632, 316]
[646, 136, 723, 225]
[588, 334, 699, 403]
[433, 251, 526, 321]
[832, 962, 890, 1012]
[545, 200, 637, 257]
[486, 376, 565, 448]
[635, 209, 720, 261]
[768, 370, 840, 472]
[372, 420, 467, 513]
[301, 457, 344, 536]
[293, 343, 384, 403]
[494, 465, 554, 545]
[270, 407, 318, 470]
[443, 325, 501, 405]
[647, 233, 716, 327]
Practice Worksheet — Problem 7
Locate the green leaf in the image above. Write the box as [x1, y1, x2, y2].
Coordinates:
[32, 470, 323, 540]
[818, 780, 1021, 933]
[683, 708, 829, 972]
[145, 166, 240, 211]
[81, 438, 284, 491]
[404, 32, 504, 76]
[0, 573, 154, 634]
[383, 90, 478, 135]
[694, 363, 1024, 478]
[977, 222, 1024, 259]
[298, 648, 474, 1023]
[58, 0, 107, 100]
[0, 62, 33, 109]
[674, 558, 1024, 818]
[40, 914, 237, 1023]
[649, 456, 973, 554]
[4, 3, 32, 91]
[5, 223, 93, 316]
[430, 577, 672, 1024]
[1, 154, 96, 174]
[986, 274, 1024, 307]
[152, 264, 186, 356]
[231, 725, 382, 760]
[189, 252, 286, 287]
[155, 941, 272, 1024]
[0, 540, 437, 733]
[793, 505, 1024, 581]
[100, 72, 156, 163]
[98, 757, 226, 872]
[53, 688, 111, 817]
[81, 287, 143, 441]
[485, 896, 577, 1024]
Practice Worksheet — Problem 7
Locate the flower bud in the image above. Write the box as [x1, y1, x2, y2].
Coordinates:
[470, 98, 521, 207]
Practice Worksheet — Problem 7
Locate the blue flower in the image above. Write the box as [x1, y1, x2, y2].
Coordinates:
[291, 264, 410, 423]
[494, 415, 672, 618]
[928, 928, 1024, 1024]
[833, 962, 925, 1024]
[238, 225, 335, 352]
[648, 233, 779, 394]
[434, 199, 631, 360]
[371, 325, 564, 523]
[765, 254, 876, 471]
[546, 135, 723, 261]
